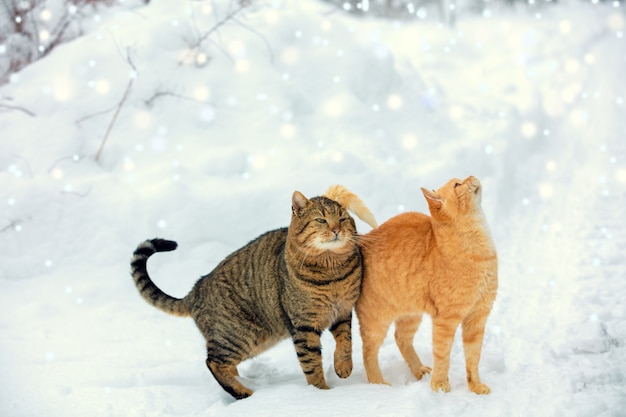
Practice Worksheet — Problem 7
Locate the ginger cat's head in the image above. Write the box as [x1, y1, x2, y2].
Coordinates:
[420, 176, 483, 222]
[290, 191, 358, 254]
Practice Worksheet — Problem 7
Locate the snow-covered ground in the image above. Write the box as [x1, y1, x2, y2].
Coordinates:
[1, 0, 625, 415]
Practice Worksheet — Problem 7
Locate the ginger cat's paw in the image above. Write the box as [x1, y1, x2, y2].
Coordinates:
[367, 377, 392, 386]
[411, 365, 432, 380]
[430, 379, 451, 393]
[469, 382, 491, 394]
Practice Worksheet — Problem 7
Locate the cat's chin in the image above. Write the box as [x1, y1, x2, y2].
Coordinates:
[313, 239, 351, 253]
[468, 177, 481, 193]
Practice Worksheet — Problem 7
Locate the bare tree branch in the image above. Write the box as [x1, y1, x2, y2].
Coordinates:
[41, 12, 76, 59]
[94, 77, 133, 162]
[231, 16, 274, 64]
[0, 103, 36, 117]
[179, 1, 249, 66]
[47, 154, 82, 173]
[1, 219, 24, 234]
[11, 154, 34, 178]
[144, 90, 209, 108]
[75, 104, 118, 125]
[90, 46, 138, 162]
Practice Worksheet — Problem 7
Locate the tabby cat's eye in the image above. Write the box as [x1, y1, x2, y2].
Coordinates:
[339, 217, 348, 223]
[454, 183, 462, 188]
[316, 218, 327, 224]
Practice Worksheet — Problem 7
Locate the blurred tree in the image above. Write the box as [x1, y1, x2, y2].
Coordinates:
[0, 0, 117, 85]
[319, 0, 458, 25]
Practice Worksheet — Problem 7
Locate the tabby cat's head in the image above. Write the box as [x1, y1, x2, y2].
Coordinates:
[420, 176, 483, 221]
[289, 191, 358, 254]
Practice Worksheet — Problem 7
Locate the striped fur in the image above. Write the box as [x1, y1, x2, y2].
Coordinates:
[130, 189, 369, 400]
[131, 239, 190, 317]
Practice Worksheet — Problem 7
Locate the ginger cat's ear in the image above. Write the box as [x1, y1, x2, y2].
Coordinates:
[292, 191, 309, 214]
[421, 187, 443, 210]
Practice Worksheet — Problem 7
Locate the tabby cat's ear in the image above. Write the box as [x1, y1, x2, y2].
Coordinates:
[421, 187, 443, 209]
[292, 191, 309, 214]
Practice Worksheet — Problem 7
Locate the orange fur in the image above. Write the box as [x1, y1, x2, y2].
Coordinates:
[355, 176, 498, 394]
[324, 185, 378, 229]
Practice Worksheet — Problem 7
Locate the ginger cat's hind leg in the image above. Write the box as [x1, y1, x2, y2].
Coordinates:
[394, 315, 432, 381]
[462, 308, 492, 394]
[359, 317, 392, 385]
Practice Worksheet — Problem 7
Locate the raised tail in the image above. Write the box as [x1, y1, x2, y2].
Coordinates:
[130, 239, 191, 317]
[324, 185, 378, 229]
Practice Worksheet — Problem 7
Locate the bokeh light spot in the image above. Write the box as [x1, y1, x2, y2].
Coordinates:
[133, 111, 153, 130]
[539, 182, 554, 199]
[323, 96, 347, 118]
[521, 122, 537, 138]
[194, 85, 211, 101]
[449, 105, 465, 120]
[264, 9, 279, 24]
[280, 123, 296, 139]
[235, 59, 250, 74]
[200, 106, 216, 123]
[95, 79, 111, 95]
[51, 168, 63, 180]
[228, 40, 246, 58]
[401, 133, 418, 150]
[281, 47, 299, 65]
[607, 12, 624, 31]
[387, 94, 404, 110]
[40, 9, 52, 21]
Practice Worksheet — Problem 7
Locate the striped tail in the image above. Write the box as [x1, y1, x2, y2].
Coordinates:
[130, 239, 191, 317]
[324, 185, 378, 229]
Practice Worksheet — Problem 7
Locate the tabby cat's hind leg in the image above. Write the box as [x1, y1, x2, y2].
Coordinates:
[394, 314, 432, 381]
[206, 359, 253, 400]
[330, 313, 353, 378]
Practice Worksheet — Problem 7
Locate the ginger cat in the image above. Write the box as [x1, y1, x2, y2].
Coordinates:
[355, 176, 498, 394]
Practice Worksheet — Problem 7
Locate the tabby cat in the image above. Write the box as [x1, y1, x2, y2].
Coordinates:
[355, 176, 498, 394]
[130, 186, 376, 399]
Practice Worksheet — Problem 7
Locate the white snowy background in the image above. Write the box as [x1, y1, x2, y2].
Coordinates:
[1, 0, 625, 416]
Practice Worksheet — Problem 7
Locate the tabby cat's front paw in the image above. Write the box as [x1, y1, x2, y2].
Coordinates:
[468, 382, 491, 394]
[314, 381, 331, 390]
[334, 358, 353, 378]
[430, 379, 451, 393]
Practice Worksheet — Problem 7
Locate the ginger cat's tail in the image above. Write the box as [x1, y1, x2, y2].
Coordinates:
[324, 185, 378, 229]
